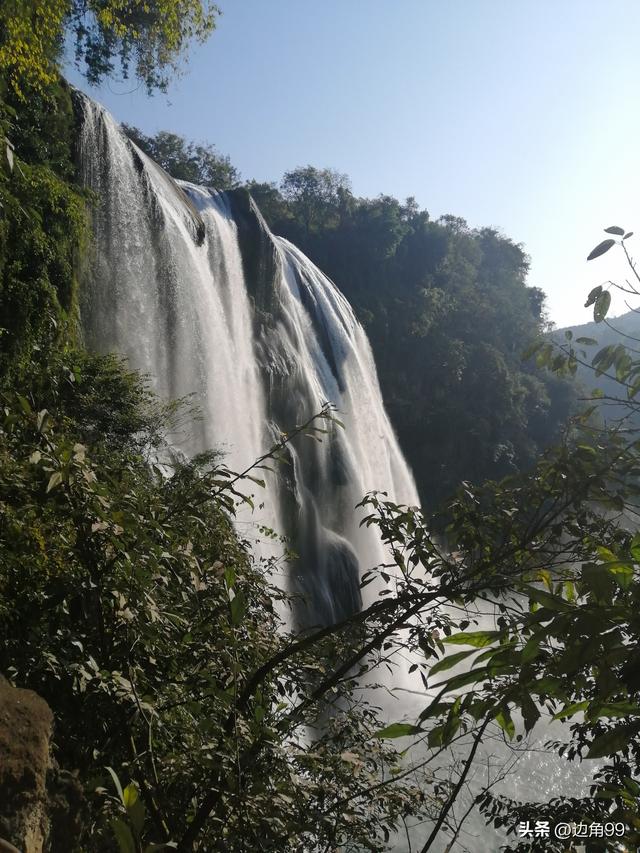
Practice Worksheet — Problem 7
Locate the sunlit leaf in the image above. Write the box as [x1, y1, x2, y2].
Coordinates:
[552, 700, 589, 721]
[123, 783, 138, 809]
[521, 338, 544, 360]
[429, 648, 478, 676]
[432, 666, 494, 692]
[16, 393, 31, 415]
[495, 707, 515, 740]
[373, 722, 421, 739]
[230, 589, 246, 626]
[443, 630, 500, 648]
[522, 585, 573, 611]
[589, 702, 640, 720]
[46, 471, 63, 493]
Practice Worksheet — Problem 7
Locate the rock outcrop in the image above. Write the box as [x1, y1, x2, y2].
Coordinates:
[0, 676, 83, 852]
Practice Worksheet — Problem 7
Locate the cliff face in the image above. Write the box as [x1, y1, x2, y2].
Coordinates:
[0, 676, 83, 852]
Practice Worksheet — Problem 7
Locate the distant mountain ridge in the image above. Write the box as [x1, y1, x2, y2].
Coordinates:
[556, 310, 640, 423]
[558, 310, 640, 343]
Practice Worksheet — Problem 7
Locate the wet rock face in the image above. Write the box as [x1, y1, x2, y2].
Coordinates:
[0, 676, 83, 852]
[0, 674, 53, 852]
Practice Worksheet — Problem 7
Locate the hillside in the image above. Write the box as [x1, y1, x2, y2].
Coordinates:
[556, 310, 640, 425]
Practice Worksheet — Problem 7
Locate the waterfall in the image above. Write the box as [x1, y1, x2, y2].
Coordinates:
[75, 92, 604, 852]
[74, 92, 419, 632]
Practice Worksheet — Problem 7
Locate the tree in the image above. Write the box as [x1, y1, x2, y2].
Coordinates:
[243, 179, 290, 224]
[123, 125, 240, 189]
[0, 0, 219, 98]
[0, 0, 68, 98]
[280, 165, 352, 233]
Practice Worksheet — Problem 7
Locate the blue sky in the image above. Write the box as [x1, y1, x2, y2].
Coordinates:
[65, 0, 640, 327]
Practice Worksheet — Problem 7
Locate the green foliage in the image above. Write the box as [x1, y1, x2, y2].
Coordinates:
[0, 79, 87, 383]
[356, 421, 640, 850]
[0, 161, 85, 366]
[538, 229, 640, 428]
[347, 227, 640, 850]
[0, 1, 219, 99]
[0, 354, 444, 850]
[123, 125, 240, 190]
[587, 238, 616, 262]
[280, 165, 352, 233]
[242, 179, 290, 224]
[0, 0, 68, 98]
[69, 0, 219, 93]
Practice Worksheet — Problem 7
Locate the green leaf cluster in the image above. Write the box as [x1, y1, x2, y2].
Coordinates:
[0, 1, 219, 99]
[0, 354, 443, 851]
[358, 412, 640, 850]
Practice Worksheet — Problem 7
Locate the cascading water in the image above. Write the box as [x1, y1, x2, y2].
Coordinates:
[75, 91, 418, 631]
[74, 92, 596, 851]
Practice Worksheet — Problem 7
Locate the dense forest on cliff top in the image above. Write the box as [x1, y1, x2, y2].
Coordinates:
[4, 4, 640, 853]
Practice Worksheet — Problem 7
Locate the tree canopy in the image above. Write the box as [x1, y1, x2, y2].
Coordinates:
[280, 165, 352, 233]
[123, 125, 240, 189]
[0, 356, 444, 850]
[0, 0, 219, 98]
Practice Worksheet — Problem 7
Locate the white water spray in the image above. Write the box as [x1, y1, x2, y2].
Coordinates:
[76, 93, 418, 629]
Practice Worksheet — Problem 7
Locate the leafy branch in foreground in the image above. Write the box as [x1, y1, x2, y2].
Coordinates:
[371, 226, 640, 851]
[0, 1, 220, 98]
[527, 227, 640, 396]
[355, 426, 640, 850]
[0, 354, 451, 851]
[9, 352, 592, 852]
